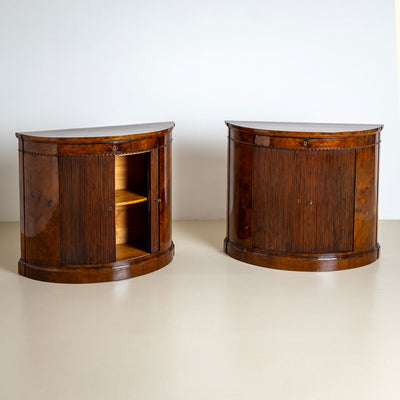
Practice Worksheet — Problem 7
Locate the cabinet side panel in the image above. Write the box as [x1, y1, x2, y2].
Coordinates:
[59, 156, 115, 265]
[228, 141, 253, 247]
[252, 148, 303, 252]
[312, 150, 355, 253]
[24, 151, 60, 266]
[159, 144, 171, 252]
[354, 144, 379, 252]
[18, 140, 25, 263]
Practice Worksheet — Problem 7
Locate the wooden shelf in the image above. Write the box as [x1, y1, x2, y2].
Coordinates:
[116, 242, 149, 261]
[115, 189, 147, 206]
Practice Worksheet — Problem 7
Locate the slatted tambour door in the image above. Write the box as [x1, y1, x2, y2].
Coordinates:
[59, 156, 116, 265]
[252, 148, 355, 253]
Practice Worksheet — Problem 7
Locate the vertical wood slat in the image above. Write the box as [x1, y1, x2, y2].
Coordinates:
[228, 141, 253, 248]
[353, 145, 379, 251]
[59, 156, 115, 265]
[149, 149, 160, 253]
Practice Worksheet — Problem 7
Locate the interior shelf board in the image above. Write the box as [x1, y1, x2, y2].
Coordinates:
[116, 242, 149, 261]
[115, 189, 147, 206]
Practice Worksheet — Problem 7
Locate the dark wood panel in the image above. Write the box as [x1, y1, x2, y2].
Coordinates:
[228, 141, 253, 247]
[354, 145, 379, 251]
[23, 141, 59, 155]
[59, 156, 115, 265]
[23, 152, 60, 266]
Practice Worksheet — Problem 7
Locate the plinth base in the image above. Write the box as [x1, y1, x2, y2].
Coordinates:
[224, 239, 379, 272]
[19, 243, 174, 283]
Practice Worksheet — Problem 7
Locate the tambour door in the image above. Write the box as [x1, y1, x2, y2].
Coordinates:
[252, 148, 355, 253]
[59, 156, 116, 265]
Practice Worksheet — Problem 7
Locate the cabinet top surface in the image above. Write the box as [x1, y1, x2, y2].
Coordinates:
[226, 121, 383, 136]
[16, 121, 174, 141]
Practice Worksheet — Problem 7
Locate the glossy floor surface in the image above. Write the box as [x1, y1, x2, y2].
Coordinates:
[1, 220, 399, 399]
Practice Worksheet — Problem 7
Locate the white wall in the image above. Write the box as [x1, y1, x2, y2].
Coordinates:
[0, 0, 399, 220]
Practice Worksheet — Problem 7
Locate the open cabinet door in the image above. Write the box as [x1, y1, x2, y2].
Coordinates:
[149, 148, 160, 253]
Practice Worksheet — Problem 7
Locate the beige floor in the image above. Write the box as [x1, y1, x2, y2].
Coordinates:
[0, 220, 399, 399]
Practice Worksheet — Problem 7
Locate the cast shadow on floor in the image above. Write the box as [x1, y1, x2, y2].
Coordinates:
[0, 222, 20, 274]
[174, 220, 226, 253]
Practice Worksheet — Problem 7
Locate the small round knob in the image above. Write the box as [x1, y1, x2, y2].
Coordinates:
[308, 200, 313, 205]
[112, 145, 117, 151]
[303, 140, 308, 147]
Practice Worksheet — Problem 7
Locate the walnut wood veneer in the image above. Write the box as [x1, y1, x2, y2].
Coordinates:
[17, 122, 174, 283]
[224, 121, 383, 272]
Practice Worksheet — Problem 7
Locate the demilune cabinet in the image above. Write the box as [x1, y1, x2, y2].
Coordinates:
[225, 121, 383, 272]
[17, 122, 174, 283]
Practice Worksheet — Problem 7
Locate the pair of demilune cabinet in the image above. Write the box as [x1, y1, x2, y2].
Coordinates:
[16, 120, 382, 283]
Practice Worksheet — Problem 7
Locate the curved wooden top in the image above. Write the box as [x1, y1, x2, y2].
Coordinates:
[16, 121, 175, 143]
[226, 121, 383, 138]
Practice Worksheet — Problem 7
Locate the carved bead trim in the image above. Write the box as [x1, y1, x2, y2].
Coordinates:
[228, 137, 380, 151]
[18, 139, 173, 157]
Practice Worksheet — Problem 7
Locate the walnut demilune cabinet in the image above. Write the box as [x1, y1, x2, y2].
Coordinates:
[17, 122, 174, 283]
[225, 121, 382, 272]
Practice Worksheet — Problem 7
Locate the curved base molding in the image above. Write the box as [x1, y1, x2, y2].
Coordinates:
[224, 239, 380, 272]
[19, 243, 175, 283]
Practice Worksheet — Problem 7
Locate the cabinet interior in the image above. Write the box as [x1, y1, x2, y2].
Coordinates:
[115, 152, 150, 260]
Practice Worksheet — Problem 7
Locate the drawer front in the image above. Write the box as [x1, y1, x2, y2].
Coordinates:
[58, 138, 159, 156]
[230, 128, 379, 150]
[57, 133, 172, 156]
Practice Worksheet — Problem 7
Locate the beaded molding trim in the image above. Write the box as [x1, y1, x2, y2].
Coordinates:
[228, 137, 380, 151]
[18, 140, 173, 157]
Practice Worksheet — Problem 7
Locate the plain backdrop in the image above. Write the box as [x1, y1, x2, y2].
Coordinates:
[0, 0, 399, 221]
